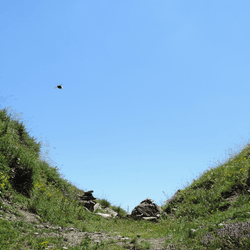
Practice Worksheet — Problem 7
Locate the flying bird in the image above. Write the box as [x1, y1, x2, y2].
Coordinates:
[54, 84, 63, 89]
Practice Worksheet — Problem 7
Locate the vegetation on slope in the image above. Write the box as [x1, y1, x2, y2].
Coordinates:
[1, 106, 250, 249]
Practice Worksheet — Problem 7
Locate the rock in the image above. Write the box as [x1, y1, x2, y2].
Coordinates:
[76, 191, 165, 222]
[93, 202, 102, 212]
[126, 213, 132, 218]
[94, 204, 118, 219]
[95, 212, 112, 219]
[77, 190, 97, 212]
[142, 217, 159, 222]
[76, 191, 119, 219]
[130, 198, 164, 222]
[102, 207, 118, 217]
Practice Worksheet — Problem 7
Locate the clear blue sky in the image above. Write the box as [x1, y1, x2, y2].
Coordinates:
[1, 1, 250, 213]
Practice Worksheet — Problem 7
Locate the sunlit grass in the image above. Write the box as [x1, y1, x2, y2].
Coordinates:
[1, 106, 250, 249]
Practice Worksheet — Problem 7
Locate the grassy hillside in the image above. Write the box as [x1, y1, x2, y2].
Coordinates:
[1, 107, 250, 249]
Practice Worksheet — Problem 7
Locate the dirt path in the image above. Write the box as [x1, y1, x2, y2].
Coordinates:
[0, 197, 174, 249]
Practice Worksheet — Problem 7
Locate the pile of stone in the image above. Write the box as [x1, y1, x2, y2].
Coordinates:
[77, 190, 97, 212]
[128, 198, 166, 222]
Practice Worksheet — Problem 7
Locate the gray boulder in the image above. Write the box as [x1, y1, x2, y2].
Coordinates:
[130, 198, 164, 222]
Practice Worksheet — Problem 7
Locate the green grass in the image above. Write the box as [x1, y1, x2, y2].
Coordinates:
[1, 106, 250, 249]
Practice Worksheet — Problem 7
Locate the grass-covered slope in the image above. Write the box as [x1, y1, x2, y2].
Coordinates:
[1, 107, 250, 249]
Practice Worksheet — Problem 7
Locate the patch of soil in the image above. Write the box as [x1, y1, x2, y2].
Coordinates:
[0, 197, 174, 249]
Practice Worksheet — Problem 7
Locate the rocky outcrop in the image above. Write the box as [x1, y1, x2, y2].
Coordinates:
[77, 190, 97, 212]
[129, 198, 166, 222]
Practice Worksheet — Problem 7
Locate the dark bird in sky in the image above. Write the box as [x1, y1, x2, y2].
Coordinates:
[54, 84, 63, 89]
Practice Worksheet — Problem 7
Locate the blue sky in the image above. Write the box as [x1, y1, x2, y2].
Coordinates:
[1, 1, 250, 213]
